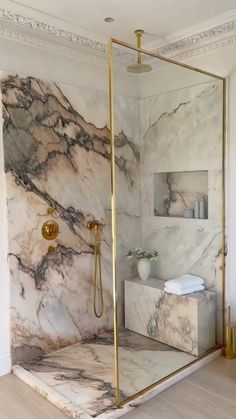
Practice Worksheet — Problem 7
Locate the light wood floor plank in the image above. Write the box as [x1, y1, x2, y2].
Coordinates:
[124, 358, 236, 419]
[0, 374, 68, 419]
[0, 357, 235, 419]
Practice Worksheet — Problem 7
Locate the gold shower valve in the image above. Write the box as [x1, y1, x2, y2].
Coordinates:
[42, 220, 59, 240]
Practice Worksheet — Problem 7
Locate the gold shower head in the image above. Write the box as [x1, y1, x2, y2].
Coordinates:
[127, 29, 152, 74]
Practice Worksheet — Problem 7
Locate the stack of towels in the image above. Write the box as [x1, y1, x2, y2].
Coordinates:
[164, 274, 205, 295]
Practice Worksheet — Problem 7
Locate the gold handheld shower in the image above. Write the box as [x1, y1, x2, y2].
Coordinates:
[127, 29, 152, 74]
[87, 221, 104, 318]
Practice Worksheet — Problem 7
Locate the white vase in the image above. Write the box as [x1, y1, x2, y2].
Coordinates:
[137, 258, 151, 281]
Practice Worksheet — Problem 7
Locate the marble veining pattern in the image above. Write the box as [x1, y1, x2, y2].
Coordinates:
[139, 81, 224, 341]
[1, 74, 140, 362]
[125, 279, 216, 356]
[154, 171, 208, 217]
[15, 330, 196, 418]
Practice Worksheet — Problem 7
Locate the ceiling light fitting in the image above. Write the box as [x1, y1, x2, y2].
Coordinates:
[104, 17, 114, 23]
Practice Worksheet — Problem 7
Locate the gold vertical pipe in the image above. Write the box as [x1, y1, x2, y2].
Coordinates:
[222, 77, 227, 349]
[108, 38, 120, 407]
[135, 29, 143, 65]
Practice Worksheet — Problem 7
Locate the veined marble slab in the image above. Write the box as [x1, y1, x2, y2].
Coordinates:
[125, 279, 216, 356]
[14, 330, 195, 417]
[139, 80, 224, 343]
[0, 74, 140, 362]
[154, 170, 208, 218]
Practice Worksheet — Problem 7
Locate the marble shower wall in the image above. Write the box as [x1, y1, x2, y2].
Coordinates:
[140, 81, 224, 341]
[1, 74, 140, 362]
[154, 170, 208, 218]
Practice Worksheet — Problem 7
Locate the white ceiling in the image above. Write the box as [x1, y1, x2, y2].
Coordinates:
[1, 0, 236, 46]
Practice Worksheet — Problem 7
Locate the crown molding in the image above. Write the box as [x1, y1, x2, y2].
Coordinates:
[145, 8, 236, 50]
[173, 34, 236, 61]
[0, 7, 236, 68]
[0, 8, 107, 52]
[152, 20, 236, 57]
[0, 25, 109, 67]
[0, 24, 129, 72]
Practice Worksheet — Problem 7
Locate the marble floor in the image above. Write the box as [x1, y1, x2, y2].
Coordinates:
[13, 330, 196, 418]
[2, 357, 235, 419]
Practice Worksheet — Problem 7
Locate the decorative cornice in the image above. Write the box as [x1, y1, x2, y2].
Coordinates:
[0, 8, 107, 52]
[174, 34, 236, 61]
[0, 25, 109, 67]
[0, 24, 130, 73]
[154, 20, 236, 57]
[0, 7, 236, 68]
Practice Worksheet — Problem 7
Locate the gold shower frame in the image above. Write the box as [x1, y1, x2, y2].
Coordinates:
[108, 37, 227, 408]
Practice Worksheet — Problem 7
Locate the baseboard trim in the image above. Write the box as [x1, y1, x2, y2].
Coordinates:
[0, 354, 11, 376]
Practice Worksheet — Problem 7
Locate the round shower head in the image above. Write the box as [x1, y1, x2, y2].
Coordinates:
[127, 63, 152, 73]
[127, 29, 152, 74]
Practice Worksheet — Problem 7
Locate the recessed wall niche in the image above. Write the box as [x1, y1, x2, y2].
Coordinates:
[154, 171, 208, 219]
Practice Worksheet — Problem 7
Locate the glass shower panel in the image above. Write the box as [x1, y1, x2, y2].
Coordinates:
[110, 40, 225, 406]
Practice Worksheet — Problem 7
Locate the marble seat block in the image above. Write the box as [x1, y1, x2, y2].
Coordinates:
[125, 278, 216, 356]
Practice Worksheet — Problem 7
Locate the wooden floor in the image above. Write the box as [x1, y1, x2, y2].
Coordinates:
[0, 373, 67, 419]
[0, 357, 235, 419]
[124, 357, 236, 419]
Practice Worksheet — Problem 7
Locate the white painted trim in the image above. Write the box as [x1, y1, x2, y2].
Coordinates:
[0, 22, 235, 72]
[0, 8, 107, 52]
[0, 26, 109, 68]
[0, 354, 11, 376]
[0, 7, 236, 65]
[145, 8, 236, 49]
[13, 349, 221, 419]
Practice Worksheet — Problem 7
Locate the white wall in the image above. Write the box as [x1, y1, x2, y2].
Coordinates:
[0, 92, 11, 376]
[228, 70, 236, 321]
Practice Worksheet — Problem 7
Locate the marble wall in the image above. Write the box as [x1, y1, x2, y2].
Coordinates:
[1, 74, 140, 362]
[140, 80, 224, 341]
[154, 170, 208, 218]
[1, 72, 224, 362]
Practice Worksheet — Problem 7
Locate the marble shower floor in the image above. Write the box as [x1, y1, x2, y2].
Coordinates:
[13, 330, 196, 418]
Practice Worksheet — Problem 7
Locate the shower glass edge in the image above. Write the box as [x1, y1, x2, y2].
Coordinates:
[108, 37, 226, 408]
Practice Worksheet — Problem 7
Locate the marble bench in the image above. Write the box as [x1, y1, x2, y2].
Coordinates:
[124, 278, 216, 356]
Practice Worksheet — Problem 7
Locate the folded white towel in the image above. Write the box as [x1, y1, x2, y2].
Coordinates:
[164, 284, 204, 295]
[164, 274, 204, 291]
[165, 282, 204, 293]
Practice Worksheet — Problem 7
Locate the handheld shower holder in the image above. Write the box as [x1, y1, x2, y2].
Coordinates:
[87, 220, 103, 231]
[87, 220, 104, 318]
